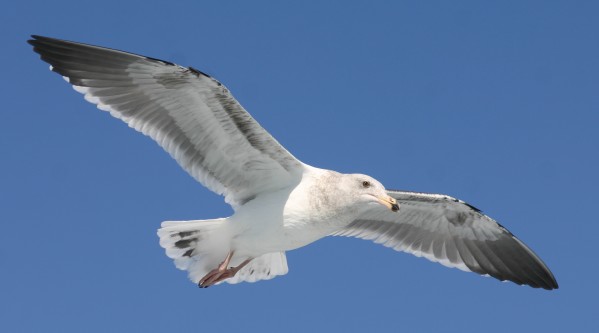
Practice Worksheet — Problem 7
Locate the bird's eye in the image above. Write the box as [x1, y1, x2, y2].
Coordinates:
[362, 181, 371, 188]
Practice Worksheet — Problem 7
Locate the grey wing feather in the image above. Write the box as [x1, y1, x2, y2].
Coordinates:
[28, 35, 303, 207]
[333, 189, 558, 290]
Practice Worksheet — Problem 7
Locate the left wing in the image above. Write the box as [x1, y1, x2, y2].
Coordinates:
[332, 189, 558, 290]
[28, 35, 303, 208]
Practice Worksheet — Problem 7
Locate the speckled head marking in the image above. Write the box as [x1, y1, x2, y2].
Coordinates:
[308, 171, 398, 221]
[308, 171, 343, 217]
[343, 173, 399, 212]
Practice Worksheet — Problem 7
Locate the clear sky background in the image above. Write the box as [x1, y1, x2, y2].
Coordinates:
[1, 1, 597, 332]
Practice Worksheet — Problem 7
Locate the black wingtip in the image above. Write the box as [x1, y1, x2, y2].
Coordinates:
[27, 34, 42, 46]
[543, 264, 559, 290]
[28, 34, 54, 44]
[27, 35, 65, 52]
[544, 273, 559, 290]
[28, 35, 177, 68]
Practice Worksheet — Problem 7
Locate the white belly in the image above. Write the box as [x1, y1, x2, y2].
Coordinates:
[227, 180, 349, 258]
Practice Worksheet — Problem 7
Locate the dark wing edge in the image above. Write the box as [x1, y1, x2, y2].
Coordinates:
[333, 189, 558, 290]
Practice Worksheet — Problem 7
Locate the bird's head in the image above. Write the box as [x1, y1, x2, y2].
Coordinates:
[343, 174, 400, 213]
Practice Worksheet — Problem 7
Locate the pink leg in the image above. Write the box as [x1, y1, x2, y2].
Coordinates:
[198, 252, 253, 288]
[199, 251, 234, 288]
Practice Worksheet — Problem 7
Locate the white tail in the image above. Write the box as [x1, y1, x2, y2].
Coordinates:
[158, 218, 229, 282]
[157, 218, 289, 285]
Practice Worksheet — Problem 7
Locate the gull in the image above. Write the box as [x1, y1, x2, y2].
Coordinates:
[28, 35, 558, 290]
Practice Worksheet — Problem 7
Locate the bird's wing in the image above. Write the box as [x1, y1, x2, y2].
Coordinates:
[29, 35, 303, 208]
[332, 189, 558, 289]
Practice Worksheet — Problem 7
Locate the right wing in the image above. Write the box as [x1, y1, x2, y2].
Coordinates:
[333, 190, 558, 290]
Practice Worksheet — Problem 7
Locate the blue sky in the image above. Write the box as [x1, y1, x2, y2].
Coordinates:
[2, 1, 597, 332]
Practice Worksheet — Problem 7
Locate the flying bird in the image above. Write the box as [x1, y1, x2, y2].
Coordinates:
[28, 35, 558, 290]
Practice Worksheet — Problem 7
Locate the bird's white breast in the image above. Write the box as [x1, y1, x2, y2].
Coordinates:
[228, 166, 351, 257]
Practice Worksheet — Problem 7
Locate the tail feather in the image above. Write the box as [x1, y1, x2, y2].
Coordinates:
[157, 219, 289, 285]
[158, 218, 228, 273]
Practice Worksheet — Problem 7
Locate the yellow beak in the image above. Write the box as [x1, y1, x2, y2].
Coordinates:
[378, 196, 400, 212]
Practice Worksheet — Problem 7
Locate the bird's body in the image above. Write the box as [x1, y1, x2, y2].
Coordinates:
[29, 35, 558, 289]
[161, 166, 392, 284]
[229, 167, 336, 255]
[229, 167, 380, 256]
